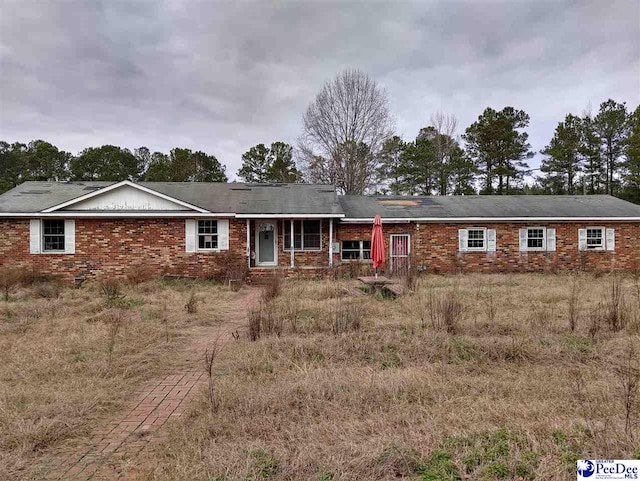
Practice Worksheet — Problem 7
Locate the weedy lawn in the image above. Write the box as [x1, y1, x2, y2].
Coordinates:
[137, 272, 640, 481]
[0, 272, 238, 480]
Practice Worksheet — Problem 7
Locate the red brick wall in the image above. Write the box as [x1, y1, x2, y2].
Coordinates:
[2, 218, 639, 280]
[336, 221, 640, 273]
[0, 218, 248, 280]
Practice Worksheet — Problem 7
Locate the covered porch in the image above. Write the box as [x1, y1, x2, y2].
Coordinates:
[242, 216, 339, 270]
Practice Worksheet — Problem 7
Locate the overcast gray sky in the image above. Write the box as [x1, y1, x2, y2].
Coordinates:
[1, 0, 639, 180]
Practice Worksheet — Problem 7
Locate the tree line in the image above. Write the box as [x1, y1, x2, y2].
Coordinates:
[1, 69, 638, 203]
[0, 143, 227, 193]
[297, 70, 639, 202]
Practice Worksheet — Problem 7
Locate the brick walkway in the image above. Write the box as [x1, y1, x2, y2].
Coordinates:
[42, 287, 261, 481]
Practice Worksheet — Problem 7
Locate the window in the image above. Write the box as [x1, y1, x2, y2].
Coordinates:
[198, 220, 218, 250]
[467, 228, 486, 250]
[283, 220, 321, 251]
[586, 227, 604, 250]
[341, 240, 371, 261]
[527, 228, 545, 250]
[42, 220, 65, 252]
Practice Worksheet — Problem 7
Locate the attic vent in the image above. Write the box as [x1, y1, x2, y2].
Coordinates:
[83, 186, 102, 191]
[230, 187, 252, 191]
[317, 189, 335, 193]
[20, 190, 50, 194]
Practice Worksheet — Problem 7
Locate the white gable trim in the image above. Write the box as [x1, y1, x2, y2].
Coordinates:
[41, 181, 209, 213]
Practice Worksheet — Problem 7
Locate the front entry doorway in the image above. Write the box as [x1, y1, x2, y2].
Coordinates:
[255, 221, 277, 266]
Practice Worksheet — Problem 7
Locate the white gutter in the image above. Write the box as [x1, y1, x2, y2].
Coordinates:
[341, 217, 640, 223]
[0, 212, 236, 218]
[235, 213, 344, 219]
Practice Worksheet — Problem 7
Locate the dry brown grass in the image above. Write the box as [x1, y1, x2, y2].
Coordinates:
[0, 277, 237, 480]
[134, 273, 640, 481]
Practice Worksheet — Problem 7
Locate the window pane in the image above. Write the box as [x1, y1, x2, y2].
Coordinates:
[342, 250, 360, 260]
[284, 221, 302, 250]
[198, 220, 217, 234]
[342, 240, 360, 250]
[303, 220, 320, 234]
[527, 229, 544, 248]
[586, 228, 603, 248]
[303, 234, 320, 249]
[467, 229, 484, 248]
[43, 220, 65, 251]
[44, 235, 65, 251]
[43, 220, 64, 235]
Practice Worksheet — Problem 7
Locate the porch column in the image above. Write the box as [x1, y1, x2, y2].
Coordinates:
[328, 218, 333, 266]
[246, 219, 250, 268]
[290, 219, 295, 268]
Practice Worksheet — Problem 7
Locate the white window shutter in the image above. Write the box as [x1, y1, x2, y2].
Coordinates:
[218, 219, 229, 250]
[546, 228, 556, 252]
[519, 228, 528, 252]
[458, 229, 468, 252]
[64, 219, 75, 254]
[578, 229, 587, 251]
[606, 228, 615, 251]
[30, 219, 41, 254]
[185, 219, 196, 253]
[487, 229, 497, 252]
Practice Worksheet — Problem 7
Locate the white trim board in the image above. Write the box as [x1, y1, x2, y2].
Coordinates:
[41, 181, 209, 213]
[0, 212, 235, 218]
[236, 213, 344, 219]
[340, 217, 640, 223]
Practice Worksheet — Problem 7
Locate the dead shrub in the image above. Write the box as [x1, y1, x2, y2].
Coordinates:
[602, 275, 627, 332]
[248, 308, 261, 341]
[332, 298, 363, 334]
[403, 261, 418, 292]
[185, 290, 199, 314]
[204, 336, 223, 412]
[125, 264, 156, 285]
[612, 342, 640, 440]
[568, 274, 580, 332]
[103, 308, 127, 371]
[348, 260, 364, 279]
[100, 278, 124, 304]
[528, 302, 552, 333]
[34, 281, 61, 299]
[588, 308, 602, 339]
[0, 265, 23, 301]
[221, 251, 249, 291]
[248, 303, 282, 339]
[423, 288, 465, 334]
[483, 290, 497, 323]
[262, 273, 283, 303]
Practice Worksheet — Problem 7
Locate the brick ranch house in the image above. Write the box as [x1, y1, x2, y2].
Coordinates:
[1, 180, 639, 281]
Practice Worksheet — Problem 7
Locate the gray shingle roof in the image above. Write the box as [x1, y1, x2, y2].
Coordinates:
[1, 182, 639, 219]
[0, 181, 344, 216]
[338, 195, 640, 219]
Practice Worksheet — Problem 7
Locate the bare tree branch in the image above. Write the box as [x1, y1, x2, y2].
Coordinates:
[298, 69, 394, 194]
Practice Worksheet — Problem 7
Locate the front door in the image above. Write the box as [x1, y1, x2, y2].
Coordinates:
[256, 221, 277, 266]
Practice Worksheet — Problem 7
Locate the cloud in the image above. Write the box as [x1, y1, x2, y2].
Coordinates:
[1, 0, 638, 180]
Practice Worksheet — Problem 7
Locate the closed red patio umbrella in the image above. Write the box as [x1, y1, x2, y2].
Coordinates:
[370, 214, 385, 278]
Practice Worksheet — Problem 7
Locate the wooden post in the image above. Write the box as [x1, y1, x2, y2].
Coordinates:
[290, 219, 294, 268]
[246, 219, 250, 268]
[329, 218, 333, 266]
